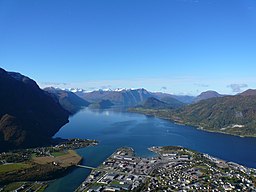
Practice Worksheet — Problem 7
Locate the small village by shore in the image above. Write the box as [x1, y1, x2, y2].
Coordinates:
[76, 146, 256, 192]
[0, 138, 98, 192]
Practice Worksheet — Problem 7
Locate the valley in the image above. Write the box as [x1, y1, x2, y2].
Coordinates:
[1, 0, 256, 191]
[1, 68, 256, 192]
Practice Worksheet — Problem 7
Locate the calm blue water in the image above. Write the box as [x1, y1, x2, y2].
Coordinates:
[45, 108, 256, 192]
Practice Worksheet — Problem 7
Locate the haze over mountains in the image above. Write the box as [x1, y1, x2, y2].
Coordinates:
[72, 88, 198, 107]
[151, 92, 195, 104]
[61, 88, 225, 105]
[48, 83, 232, 106]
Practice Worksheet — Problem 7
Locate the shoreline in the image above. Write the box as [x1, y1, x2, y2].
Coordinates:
[128, 109, 256, 138]
[76, 146, 256, 191]
[0, 138, 98, 191]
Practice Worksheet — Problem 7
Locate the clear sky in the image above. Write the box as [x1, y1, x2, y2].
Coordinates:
[1, 0, 256, 95]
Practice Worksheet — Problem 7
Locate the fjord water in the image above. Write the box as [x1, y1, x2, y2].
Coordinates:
[46, 108, 256, 192]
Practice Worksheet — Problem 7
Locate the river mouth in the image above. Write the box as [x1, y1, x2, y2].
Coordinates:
[45, 108, 256, 192]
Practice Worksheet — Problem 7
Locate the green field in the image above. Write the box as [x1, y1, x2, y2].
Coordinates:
[0, 163, 31, 174]
[31, 183, 48, 192]
[37, 184, 48, 192]
[2, 182, 48, 192]
[2, 182, 25, 191]
[51, 151, 67, 157]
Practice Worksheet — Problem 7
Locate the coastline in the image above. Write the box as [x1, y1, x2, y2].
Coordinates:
[76, 146, 256, 191]
[0, 139, 98, 191]
[128, 108, 256, 138]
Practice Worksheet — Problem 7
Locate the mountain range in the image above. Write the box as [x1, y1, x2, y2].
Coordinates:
[73, 89, 224, 106]
[76, 88, 153, 106]
[74, 88, 200, 107]
[1, 66, 255, 152]
[48, 87, 189, 109]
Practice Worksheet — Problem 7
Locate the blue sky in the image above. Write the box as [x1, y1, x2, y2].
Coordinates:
[1, 0, 256, 95]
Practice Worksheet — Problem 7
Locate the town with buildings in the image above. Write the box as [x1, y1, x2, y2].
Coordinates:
[77, 146, 256, 192]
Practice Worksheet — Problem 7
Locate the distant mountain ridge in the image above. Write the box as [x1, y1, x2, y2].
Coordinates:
[65, 88, 87, 93]
[194, 90, 223, 103]
[74, 88, 196, 107]
[44, 87, 90, 114]
[77, 88, 153, 107]
[0, 68, 69, 151]
[151, 92, 195, 104]
[239, 89, 256, 96]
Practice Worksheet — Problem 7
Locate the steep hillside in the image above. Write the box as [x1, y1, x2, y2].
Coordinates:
[239, 89, 256, 96]
[140, 97, 171, 109]
[160, 96, 185, 108]
[135, 97, 184, 110]
[44, 87, 90, 114]
[176, 94, 256, 137]
[0, 68, 69, 151]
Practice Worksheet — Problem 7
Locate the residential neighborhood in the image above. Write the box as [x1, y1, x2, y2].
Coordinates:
[77, 146, 256, 192]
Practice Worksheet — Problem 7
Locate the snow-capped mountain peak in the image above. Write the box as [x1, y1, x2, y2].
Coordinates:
[114, 88, 127, 92]
[65, 88, 87, 93]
